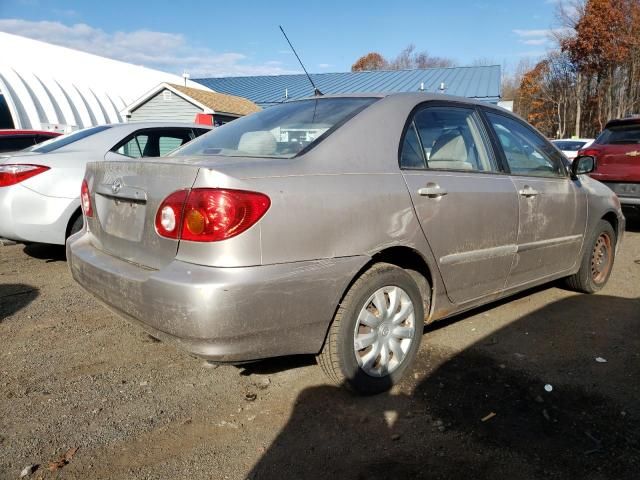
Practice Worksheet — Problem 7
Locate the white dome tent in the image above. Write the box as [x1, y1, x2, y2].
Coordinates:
[0, 32, 210, 132]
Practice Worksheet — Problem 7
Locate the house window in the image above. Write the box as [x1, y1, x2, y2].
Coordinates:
[163, 90, 172, 101]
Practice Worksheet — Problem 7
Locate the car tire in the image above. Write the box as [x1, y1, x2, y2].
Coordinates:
[318, 262, 425, 395]
[565, 219, 616, 293]
[67, 212, 84, 239]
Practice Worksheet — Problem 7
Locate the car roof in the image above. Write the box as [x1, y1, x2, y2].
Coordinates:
[290, 92, 516, 117]
[0, 129, 61, 136]
[10, 122, 214, 157]
[294, 91, 494, 106]
[604, 117, 640, 128]
[552, 138, 594, 142]
[98, 122, 214, 130]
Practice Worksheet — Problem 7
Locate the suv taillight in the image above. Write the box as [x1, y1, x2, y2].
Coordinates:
[0, 164, 49, 187]
[81, 179, 93, 217]
[578, 148, 600, 158]
[155, 188, 270, 242]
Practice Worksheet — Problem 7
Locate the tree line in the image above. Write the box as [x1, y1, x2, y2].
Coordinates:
[515, 0, 640, 138]
[351, 45, 456, 71]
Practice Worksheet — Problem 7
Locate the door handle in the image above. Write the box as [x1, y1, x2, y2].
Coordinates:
[418, 184, 448, 198]
[518, 186, 539, 198]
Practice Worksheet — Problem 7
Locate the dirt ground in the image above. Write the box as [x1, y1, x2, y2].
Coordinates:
[1, 215, 639, 480]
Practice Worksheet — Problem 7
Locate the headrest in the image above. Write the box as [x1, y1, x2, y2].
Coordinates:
[238, 131, 277, 156]
[430, 130, 467, 162]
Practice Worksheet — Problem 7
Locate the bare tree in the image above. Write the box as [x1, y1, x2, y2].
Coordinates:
[351, 45, 456, 72]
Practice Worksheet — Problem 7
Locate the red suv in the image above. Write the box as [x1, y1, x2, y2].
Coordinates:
[580, 118, 640, 213]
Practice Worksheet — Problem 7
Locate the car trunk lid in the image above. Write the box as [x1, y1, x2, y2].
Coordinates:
[85, 160, 200, 270]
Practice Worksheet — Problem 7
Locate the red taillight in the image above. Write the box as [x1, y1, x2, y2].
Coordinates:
[579, 148, 600, 158]
[81, 179, 93, 217]
[0, 164, 49, 187]
[155, 188, 270, 242]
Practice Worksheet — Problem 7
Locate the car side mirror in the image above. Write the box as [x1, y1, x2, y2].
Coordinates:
[571, 155, 596, 179]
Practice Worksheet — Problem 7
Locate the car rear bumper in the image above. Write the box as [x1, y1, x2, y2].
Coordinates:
[619, 197, 640, 206]
[67, 232, 367, 362]
[601, 182, 640, 206]
[0, 185, 77, 244]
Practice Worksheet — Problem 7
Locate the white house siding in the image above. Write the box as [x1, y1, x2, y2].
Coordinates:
[129, 89, 202, 123]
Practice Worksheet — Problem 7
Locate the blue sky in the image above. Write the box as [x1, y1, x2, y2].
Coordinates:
[0, 0, 566, 77]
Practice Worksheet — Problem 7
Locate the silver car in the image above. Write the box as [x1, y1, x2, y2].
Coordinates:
[0, 122, 211, 245]
[67, 94, 624, 394]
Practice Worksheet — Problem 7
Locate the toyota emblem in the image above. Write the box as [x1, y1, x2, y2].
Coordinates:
[111, 178, 123, 194]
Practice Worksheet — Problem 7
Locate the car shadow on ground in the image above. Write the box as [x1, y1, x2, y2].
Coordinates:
[0, 283, 39, 322]
[238, 355, 317, 376]
[248, 294, 640, 479]
[624, 210, 640, 232]
[21, 243, 66, 262]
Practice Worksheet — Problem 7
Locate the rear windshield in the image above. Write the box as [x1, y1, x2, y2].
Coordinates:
[29, 125, 111, 153]
[171, 97, 378, 159]
[552, 140, 588, 151]
[0, 135, 37, 153]
[596, 125, 640, 145]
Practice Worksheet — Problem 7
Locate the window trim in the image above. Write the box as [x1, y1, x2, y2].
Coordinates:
[399, 120, 427, 170]
[397, 100, 506, 175]
[480, 107, 570, 179]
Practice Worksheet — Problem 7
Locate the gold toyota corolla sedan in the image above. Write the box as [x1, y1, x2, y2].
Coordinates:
[67, 93, 624, 394]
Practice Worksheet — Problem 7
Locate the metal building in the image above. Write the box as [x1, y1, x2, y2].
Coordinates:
[195, 65, 502, 108]
[0, 32, 211, 132]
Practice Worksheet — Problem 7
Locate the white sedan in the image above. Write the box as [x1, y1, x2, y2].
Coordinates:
[552, 138, 594, 161]
[0, 122, 211, 245]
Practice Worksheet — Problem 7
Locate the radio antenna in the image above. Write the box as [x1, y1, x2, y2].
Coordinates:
[279, 25, 322, 96]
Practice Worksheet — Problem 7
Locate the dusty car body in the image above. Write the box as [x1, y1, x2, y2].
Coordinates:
[68, 93, 624, 393]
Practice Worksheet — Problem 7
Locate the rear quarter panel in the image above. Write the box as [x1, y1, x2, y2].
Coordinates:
[179, 95, 448, 317]
[17, 151, 99, 199]
[181, 95, 434, 266]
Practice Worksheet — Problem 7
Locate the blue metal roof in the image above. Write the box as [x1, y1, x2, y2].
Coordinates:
[194, 65, 501, 107]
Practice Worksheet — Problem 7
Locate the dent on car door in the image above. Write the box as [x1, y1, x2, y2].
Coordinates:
[400, 104, 519, 304]
[484, 111, 587, 287]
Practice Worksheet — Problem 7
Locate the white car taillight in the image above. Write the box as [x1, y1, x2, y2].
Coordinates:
[0, 164, 50, 187]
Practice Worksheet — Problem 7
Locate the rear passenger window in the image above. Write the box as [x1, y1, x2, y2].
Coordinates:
[193, 128, 211, 137]
[400, 122, 426, 168]
[400, 106, 497, 172]
[115, 135, 146, 158]
[113, 129, 194, 158]
[158, 135, 189, 156]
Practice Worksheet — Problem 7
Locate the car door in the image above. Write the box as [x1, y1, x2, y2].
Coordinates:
[483, 110, 587, 288]
[400, 103, 519, 304]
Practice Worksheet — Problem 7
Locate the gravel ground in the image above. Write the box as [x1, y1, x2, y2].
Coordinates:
[1, 215, 639, 480]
